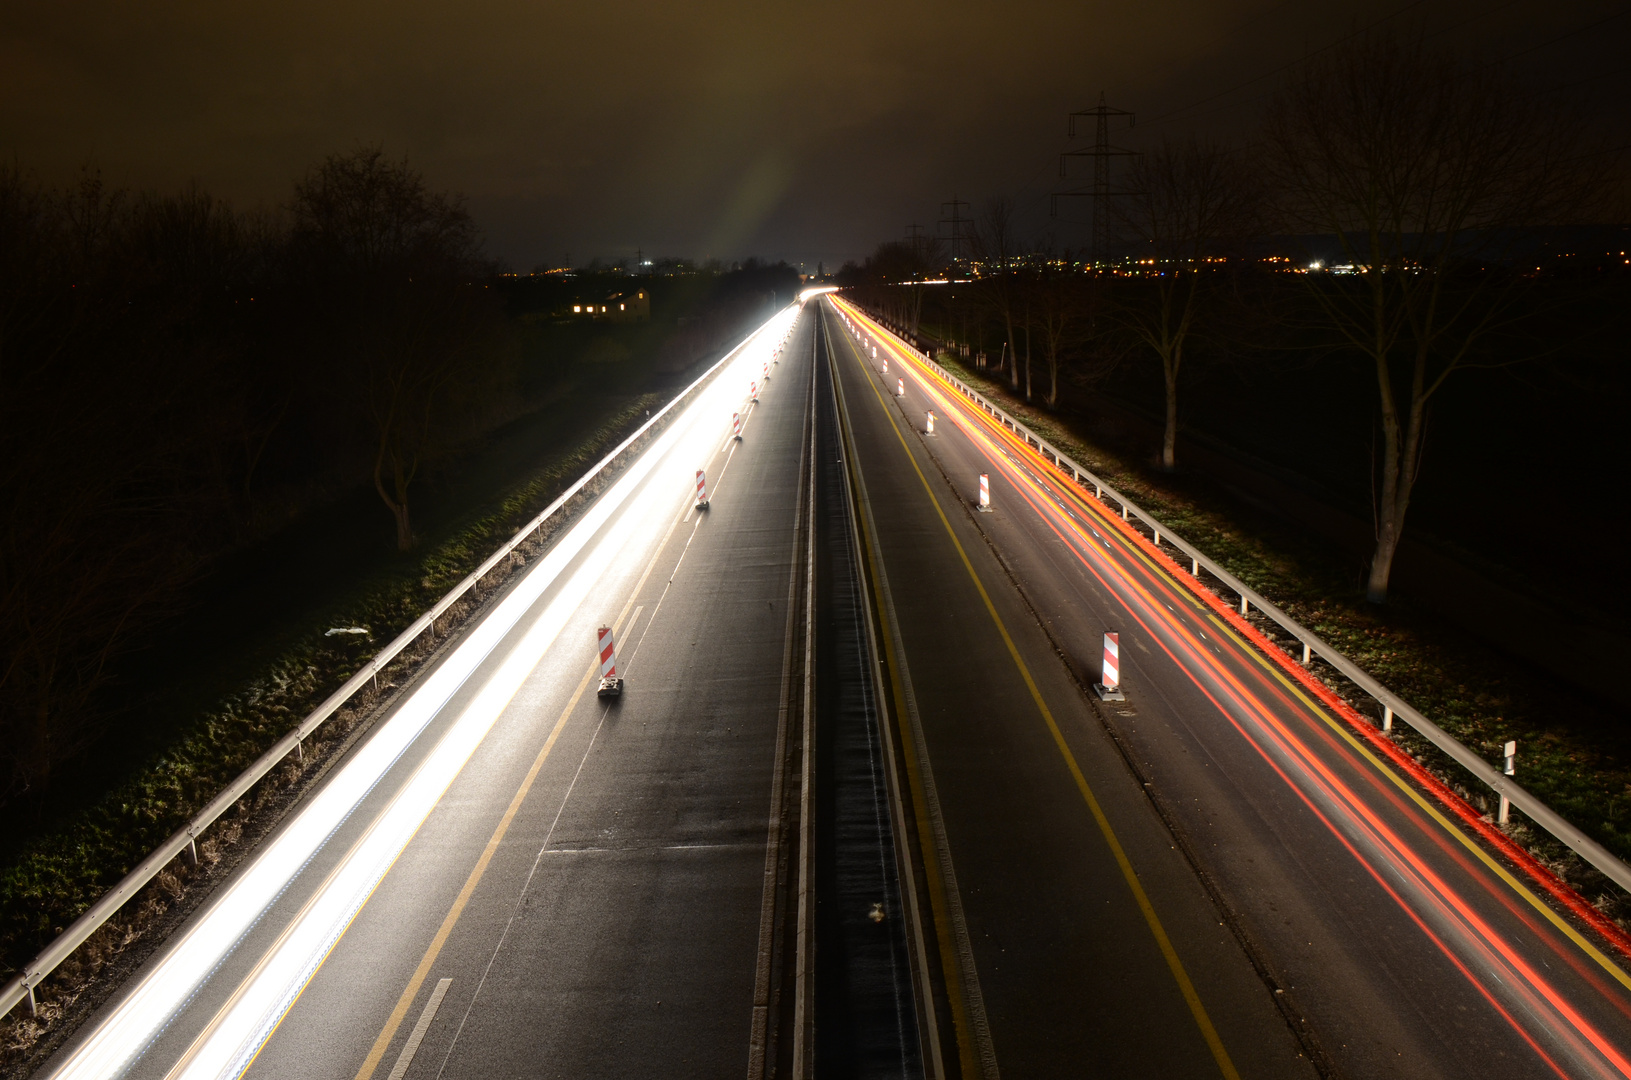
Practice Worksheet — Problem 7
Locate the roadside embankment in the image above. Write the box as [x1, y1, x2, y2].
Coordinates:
[929, 352, 1631, 923]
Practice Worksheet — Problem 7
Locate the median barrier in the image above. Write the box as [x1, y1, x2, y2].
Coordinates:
[836, 297, 1631, 899]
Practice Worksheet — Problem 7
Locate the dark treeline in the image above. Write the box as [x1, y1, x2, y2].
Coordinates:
[504, 255, 802, 384]
[0, 147, 799, 807]
[840, 33, 1628, 606]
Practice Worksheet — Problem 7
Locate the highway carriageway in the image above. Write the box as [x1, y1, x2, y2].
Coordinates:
[40, 305, 820, 1080]
[36, 289, 1631, 1080]
[826, 292, 1631, 1079]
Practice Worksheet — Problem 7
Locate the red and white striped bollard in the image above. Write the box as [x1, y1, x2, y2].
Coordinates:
[597, 626, 624, 697]
[695, 469, 709, 509]
[1094, 632, 1125, 701]
[977, 473, 991, 512]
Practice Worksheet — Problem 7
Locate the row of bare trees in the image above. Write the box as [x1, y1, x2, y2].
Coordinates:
[0, 149, 513, 802]
[842, 33, 1620, 604]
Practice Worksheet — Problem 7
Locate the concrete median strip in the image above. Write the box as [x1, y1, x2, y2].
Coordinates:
[829, 298, 1243, 1080]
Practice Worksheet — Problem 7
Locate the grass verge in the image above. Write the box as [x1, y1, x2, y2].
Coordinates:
[0, 390, 666, 1075]
[936, 353, 1631, 925]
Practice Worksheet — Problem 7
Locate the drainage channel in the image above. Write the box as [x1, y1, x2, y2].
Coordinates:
[808, 316, 926, 1078]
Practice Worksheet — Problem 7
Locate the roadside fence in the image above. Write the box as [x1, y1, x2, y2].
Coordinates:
[0, 314, 785, 1021]
[842, 298, 1631, 899]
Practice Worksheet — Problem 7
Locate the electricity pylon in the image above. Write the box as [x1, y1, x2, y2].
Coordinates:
[1054, 92, 1137, 264]
[939, 195, 973, 262]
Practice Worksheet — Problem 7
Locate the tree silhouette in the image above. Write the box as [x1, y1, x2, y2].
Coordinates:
[1110, 137, 1256, 470]
[1266, 33, 1607, 601]
[289, 148, 501, 551]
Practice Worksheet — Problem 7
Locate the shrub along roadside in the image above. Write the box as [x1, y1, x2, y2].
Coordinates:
[935, 353, 1631, 923]
[0, 390, 662, 1072]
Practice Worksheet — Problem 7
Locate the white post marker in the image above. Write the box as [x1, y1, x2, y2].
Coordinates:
[597, 626, 624, 698]
[695, 468, 710, 510]
[732, 412, 742, 441]
[977, 473, 992, 513]
[925, 411, 936, 436]
[896, 378, 904, 397]
[1094, 632, 1126, 701]
[1499, 740, 1517, 824]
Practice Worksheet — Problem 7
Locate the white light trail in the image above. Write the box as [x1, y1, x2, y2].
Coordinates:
[45, 306, 801, 1080]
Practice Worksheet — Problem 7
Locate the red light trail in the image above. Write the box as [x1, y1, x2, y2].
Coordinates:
[833, 297, 1631, 1079]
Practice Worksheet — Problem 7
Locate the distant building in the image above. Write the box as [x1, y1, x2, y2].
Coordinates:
[570, 289, 650, 322]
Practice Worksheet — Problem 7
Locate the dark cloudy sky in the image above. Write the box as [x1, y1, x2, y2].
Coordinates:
[3, 0, 1625, 269]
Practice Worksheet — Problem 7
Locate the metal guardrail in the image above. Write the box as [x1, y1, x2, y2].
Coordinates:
[839, 299, 1631, 897]
[0, 318, 781, 1021]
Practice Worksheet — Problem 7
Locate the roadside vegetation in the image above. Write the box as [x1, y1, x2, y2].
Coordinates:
[0, 143, 799, 1063]
[0, 394, 656, 1072]
[929, 351, 1631, 923]
[840, 33, 1625, 608]
[840, 32, 1630, 915]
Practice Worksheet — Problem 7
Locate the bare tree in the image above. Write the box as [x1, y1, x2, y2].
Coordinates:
[290, 149, 500, 551]
[860, 236, 946, 336]
[0, 171, 249, 799]
[1266, 33, 1609, 602]
[971, 197, 1024, 392]
[1111, 137, 1256, 471]
[1032, 253, 1088, 407]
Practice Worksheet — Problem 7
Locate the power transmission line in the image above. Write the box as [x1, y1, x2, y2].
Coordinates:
[1054, 93, 1138, 263]
[939, 195, 973, 261]
[1149, 3, 1624, 134]
[904, 223, 927, 260]
[1142, 0, 1432, 127]
[1494, 5, 1629, 64]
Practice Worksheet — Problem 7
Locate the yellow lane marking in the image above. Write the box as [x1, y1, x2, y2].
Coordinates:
[989, 402, 1631, 996]
[824, 313, 983, 1079]
[1194, 602, 1631, 994]
[853, 297, 1631, 995]
[351, 658, 598, 1080]
[831, 314, 1242, 1080]
[352, 524, 678, 1080]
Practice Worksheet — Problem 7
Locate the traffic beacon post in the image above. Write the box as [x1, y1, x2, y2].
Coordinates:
[597, 626, 624, 698]
[1094, 632, 1126, 702]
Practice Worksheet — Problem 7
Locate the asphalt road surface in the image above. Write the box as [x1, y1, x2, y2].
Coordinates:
[42, 307, 812, 1080]
[824, 294, 1631, 1080]
[37, 293, 1631, 1080]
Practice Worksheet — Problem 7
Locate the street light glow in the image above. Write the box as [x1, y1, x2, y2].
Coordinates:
[42, 305, 801, 1080]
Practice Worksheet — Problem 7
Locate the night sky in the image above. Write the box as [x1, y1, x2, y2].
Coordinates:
[3, 0, 1625, 269]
